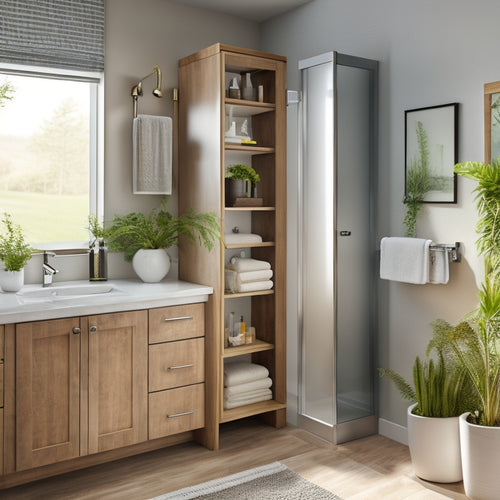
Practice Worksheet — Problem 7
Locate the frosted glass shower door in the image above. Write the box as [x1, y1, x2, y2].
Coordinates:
[335, 62, 375, 425]
[300, 54, 335, 429]
[299, 52, 377, 442]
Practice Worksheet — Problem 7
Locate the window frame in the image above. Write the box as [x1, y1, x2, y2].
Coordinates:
[0, 62, 104, 251]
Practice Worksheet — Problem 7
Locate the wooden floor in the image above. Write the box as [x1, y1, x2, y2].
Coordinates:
[1, 419, 468, 499]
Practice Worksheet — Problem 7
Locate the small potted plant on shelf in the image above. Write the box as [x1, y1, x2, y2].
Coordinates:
[104, 198, 219, 283]
[0, 212, 33, 292]
[379, 324, 475, 483]
[225, 164, 262, 207]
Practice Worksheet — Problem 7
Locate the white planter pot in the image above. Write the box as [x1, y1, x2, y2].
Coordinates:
[0, 268, 24, 292]
[460, 412, 500, 500]
[407, 403, 462, 483]
[132, 249, 170, 283]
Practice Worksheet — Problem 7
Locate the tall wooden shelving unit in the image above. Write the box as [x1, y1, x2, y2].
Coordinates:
[178, 44, 286, 450]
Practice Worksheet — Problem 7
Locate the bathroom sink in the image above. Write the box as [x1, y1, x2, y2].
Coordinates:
[17, 283, 115, 298]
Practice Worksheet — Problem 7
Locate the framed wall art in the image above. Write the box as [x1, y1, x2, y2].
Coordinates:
[405, 103, 458, 203]
[484, 81, 500, 163]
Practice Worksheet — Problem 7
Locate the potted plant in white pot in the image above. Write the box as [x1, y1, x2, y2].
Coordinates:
[105, 198, 219, 283]
[380, 333, 474, 483]
[0, 212, 33, 292]
[430, 160, 500, 500]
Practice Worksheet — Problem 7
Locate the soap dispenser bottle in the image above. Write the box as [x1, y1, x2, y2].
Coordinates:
[89, 238, 108, 281]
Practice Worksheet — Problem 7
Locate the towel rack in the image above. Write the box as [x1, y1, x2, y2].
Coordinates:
[429, 242, 461, 263]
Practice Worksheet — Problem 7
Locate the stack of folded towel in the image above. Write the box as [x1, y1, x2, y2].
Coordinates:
[225, 257, 273, 293]
[224, 362, 273, 410]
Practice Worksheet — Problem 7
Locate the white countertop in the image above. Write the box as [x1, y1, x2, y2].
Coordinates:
[0, 279, 213, 324]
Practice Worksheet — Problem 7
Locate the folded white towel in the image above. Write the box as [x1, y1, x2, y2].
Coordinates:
[224, 388, 273, 403]
[429, 247, 449, 284]
[224, 377, 273, 397]
[380, 237, 432, 284]
[225, 269, 274, 293]
[226, 257, 271, 273]
[224, 362, 269, 387]
[223, 392, 273, 410]
[237, 280, 273, 293]
[238, 269, 273, 283]
[224, 233, 263, 245]
[133, 114, 172, 194]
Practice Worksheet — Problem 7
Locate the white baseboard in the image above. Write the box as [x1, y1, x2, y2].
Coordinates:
[378, 418, 408, 445]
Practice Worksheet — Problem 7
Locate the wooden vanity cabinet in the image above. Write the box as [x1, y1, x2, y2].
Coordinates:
[0, 300, 206, 486]
[13, 310, 148, 472]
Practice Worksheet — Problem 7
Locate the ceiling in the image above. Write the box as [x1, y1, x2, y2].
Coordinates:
[172, 0, 312, 22]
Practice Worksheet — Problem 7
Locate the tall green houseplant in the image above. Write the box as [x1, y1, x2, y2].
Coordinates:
[431, 160, 500, 427]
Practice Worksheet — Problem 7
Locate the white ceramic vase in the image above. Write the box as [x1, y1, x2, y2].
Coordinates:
[407, 403, 462, 483]
[0, 268, 24, 292]
[460, 412, 500, 500]
[132, 248, 170, 283]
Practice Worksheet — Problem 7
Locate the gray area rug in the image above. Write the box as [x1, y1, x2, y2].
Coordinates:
[151, 461, 342, 499]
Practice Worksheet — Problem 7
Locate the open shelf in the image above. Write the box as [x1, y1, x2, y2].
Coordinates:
[224, 206, 275, 212]
[224, 289, 274, 299]
[225, 99, 275, 116]
[224, 143, 275, 154]
[220, 400, 287, 424]
[224, 242, 275, 249]
[224, 338, 274, 358]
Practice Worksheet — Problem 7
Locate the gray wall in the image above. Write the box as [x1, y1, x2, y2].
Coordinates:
[260, 0, 497, 435]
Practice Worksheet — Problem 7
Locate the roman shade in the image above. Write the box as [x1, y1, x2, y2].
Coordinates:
[0, 0, 104, 72]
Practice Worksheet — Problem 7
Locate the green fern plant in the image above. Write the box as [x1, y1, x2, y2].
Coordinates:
[105, 198, 219, 262]
[403, 121, 432, 237]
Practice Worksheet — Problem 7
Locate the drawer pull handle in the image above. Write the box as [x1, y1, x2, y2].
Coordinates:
[163, 315, 194, 322]
[167, 411, 194, 418]
[168, 364, 194, 370]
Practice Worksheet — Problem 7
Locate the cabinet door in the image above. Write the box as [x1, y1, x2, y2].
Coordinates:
[88, 311, 148, 453]
[16, 318, 80, 471]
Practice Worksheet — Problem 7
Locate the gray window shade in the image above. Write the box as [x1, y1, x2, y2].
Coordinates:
[0, 0, 104, 72]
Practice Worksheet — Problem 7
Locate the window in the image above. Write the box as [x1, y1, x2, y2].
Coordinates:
[0, 0, 105, 248]
[0, 66, 103, 247]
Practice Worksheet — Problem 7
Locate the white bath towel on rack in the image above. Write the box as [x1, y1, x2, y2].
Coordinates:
[429, 246, 450, 284]
[380, 237, 432, 284]
[133, 114, 172, 194]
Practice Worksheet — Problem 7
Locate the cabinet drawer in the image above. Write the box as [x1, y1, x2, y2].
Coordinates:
[149, 384, 204, 439]
[149, 303, 204, 343]
[149, 338, 204, 392]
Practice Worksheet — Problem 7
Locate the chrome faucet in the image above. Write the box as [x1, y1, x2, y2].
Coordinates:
[42, 251, 58, 287]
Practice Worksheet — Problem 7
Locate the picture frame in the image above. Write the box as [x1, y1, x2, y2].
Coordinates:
[405, 103, 458, 203]
[484, 80, 500, 163]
